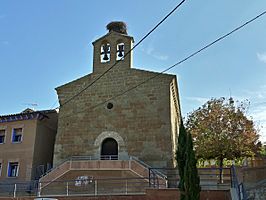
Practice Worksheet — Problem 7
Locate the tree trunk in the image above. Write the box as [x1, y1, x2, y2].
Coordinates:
[219, 157, 224, 183]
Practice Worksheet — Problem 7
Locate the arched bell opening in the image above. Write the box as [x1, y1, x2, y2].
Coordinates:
[116, 42, 125, 60]
[100, 138, 118, 160]
[100, 42, 111, 63]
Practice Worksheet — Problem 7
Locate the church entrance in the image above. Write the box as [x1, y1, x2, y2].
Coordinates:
[101, 138, 118, 160]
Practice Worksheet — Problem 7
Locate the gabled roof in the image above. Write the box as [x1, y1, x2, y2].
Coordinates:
[55, 73, 93, 91]
[0, 109, 57, 123]
[55, 66, 176, 91]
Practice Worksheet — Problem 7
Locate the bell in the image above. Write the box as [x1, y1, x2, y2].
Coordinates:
[117, 44, 124, 57]
[118, 51, 123, 57]
[101, 44, 110, 61]
[103, 52, 109, 60]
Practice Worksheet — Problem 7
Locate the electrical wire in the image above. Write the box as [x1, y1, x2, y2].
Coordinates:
[58, 10, 266, 119]
[56, 0, 186, 109]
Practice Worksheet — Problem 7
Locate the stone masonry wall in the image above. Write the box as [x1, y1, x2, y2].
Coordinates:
[54, 65, 177, 168]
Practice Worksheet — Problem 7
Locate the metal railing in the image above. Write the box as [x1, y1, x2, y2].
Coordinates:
[130, 156, 167, 179]
[39, 177, 149, 197]
[0, 181, 39, 197]
[0, 167, 234, 197]
[0, 177, 150, 197]
[100, 155, 118, 160]
[71, 155, 120, 161]
[40, 155, 125, 179]
[149, 167, 232, 190]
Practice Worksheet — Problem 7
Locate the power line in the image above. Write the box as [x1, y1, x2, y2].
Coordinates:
[56, 0, 186, 109]
[59, 9, 266, 119]
[50, 100, 59, 110]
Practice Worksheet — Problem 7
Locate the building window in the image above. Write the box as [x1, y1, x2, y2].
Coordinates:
[8, 162, 19, 177]
[12, 128, 22, 143]
[0, 130, 5, 144]
[106, 102, 114, 109]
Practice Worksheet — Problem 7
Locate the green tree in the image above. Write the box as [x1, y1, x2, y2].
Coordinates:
[177, 120, 200, 200]
[184, 132, 201, 200]
[176, 120, 187, 200]
[257, 142, 266, 157]
[186, 97, 260, 182]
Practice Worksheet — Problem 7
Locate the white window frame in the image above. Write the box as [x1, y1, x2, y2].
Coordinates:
[11, 127, 23, 143]
[7, 161, 19, 178]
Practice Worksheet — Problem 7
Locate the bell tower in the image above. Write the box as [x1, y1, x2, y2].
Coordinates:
[92, 22, 134, 73]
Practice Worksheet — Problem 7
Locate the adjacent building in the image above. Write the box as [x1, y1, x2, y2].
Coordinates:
[0, 109, 58, 182]
[53, 22, 181, 168]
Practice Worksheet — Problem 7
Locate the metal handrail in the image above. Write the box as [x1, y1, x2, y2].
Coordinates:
[40, 155, 122, 178]
[0, 177, 151, 197]
[0, 173, 234, 198]
[130, 156, 167, 179]
[100, 155, 118, 160]
[70, 155, 94, 160]
[39, 157, 70, 178]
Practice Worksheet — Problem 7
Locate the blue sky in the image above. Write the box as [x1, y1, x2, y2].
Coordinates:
[1, 0, 266, 142]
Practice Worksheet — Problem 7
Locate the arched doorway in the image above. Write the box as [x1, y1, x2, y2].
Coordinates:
[101, 138, 118, 160]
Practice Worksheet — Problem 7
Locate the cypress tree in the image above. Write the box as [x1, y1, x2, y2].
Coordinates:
[177, 120, 201, 200]
[176, 119, 187, 200]
[184, 132, 201, 200]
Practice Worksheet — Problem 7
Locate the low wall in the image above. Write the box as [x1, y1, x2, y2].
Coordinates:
[0, 189, 231, 200]
[146, 189, 231, 200]
[242, 166, 266, 187]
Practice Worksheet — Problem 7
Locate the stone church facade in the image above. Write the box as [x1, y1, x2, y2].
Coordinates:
[53, 22, 181, 168]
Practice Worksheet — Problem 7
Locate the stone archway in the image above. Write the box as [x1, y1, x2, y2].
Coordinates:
[94, 131, 128, 160]
[101, 138, 118, 160]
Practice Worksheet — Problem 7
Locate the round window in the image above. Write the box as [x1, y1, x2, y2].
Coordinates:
[107, 102, 113, 109]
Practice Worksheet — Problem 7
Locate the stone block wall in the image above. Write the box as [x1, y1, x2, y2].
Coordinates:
[54, 66, 179, 168]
